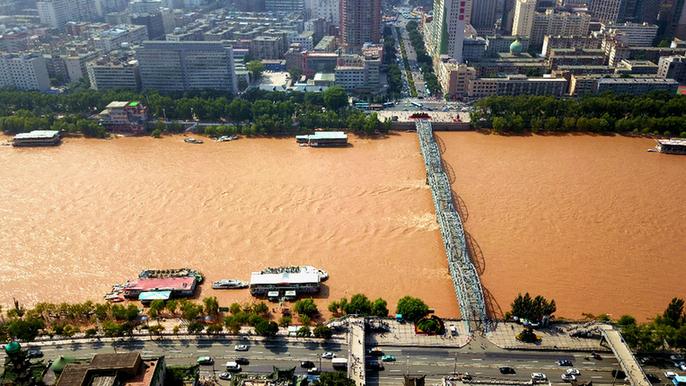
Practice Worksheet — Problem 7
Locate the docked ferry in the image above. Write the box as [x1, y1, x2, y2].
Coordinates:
[212, 279, 248, 289]
[656, 138, 686, 155]
[295, 131, 348, 147]
[260, 265, 328, 281]
[13, 130, 61, 147]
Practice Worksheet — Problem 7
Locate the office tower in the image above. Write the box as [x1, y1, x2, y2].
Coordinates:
[137, 41, 238, 93]
[429, 0, 469, 62]
[339, 0, 382, 51]
[512, 0, 537, 36]
[37, 0, 68, 28]
[312, 0, 340, 26]
[471, 0, 499, 32]
[0, 53, 51, 91]
[265, 0, 306, 13]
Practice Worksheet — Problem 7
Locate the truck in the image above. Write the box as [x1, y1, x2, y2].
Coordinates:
[332, 358, 348, 370]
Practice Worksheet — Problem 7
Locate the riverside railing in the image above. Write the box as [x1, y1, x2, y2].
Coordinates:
[416, 120, 488, 333]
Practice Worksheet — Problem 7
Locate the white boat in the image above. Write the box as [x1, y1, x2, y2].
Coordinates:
[216, 135, 239, 142]
[184, 137, 204, 144]
[212, 279, 248, 289]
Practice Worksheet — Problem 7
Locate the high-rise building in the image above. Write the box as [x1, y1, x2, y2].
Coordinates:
[87, 52, 141, 91]
[428, 0, 469, 62]
[600, 22, 659, 46]
[130, 12, 166, 40]
[530, 10, 592, 47]
[312, 0, 340, 26]
[0, 53, 51, 91]
[137, 41, 237, 93]
[656, 0, 686, 39]
[37, 0, 68, 29]
[471, 0, 498, 33]
[657, 54, 686, 81]
[265, 0, 306, 13]
[512, 0, 537, 37]
[589, 0, 624, 23]
[339, 0, 382, 51]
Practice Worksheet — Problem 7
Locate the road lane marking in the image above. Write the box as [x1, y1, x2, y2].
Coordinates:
[592, 376, 603, 379]
[471, 359, 483, 361]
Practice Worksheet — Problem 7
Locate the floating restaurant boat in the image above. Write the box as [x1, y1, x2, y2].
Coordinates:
[212, 279, 248, 289]
[138, 268, 204, 283]
[13, 130, 61, 147]
[260, 265, 328, 281]
[655, 138, 686, 155]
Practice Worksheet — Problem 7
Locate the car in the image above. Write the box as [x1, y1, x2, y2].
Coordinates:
[531, 373, 547, 381]
[557, 360, 573, 366]
[235, 357, 249, 365]
[561, 374, 577, 382]
[665, 371, 677, 379]
[677, 362, 686, 371]
[301, 361, 316, 369]
[307, 367, 321, 375]
[366, 361, 384, 371]
[322, 352, 336, 359]
[225, 361, 242, 372]
[449, 325, 458, 335]
[461, 372, 472, 381]
[26, 349, 43, 358]
[381, 355, 396, 362]
[368, 348, 383, 357]
[499, 367, 516, 374]
[219, 372, 232, 380]
[197, 356, 214, 365]
[565, 368, 580, 376]
[234, 344, 249, 351]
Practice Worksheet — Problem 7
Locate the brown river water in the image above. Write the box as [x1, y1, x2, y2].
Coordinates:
[0, 133, 457, 317]
[0, 132, 683, 320]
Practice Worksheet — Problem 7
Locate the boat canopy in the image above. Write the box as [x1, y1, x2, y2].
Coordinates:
[138, 290, 172, 301]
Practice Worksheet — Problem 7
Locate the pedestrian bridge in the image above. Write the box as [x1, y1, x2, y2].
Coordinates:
[600, 325, 651, 386]
[416, 121, 488, 333]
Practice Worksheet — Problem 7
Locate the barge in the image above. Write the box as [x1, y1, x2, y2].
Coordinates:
[296, 131, 348, 147]
[656, 138, 686, 155]
[13, 130, 61, 147]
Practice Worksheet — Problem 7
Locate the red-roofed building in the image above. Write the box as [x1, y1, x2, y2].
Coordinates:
[123, 277, 196, 299]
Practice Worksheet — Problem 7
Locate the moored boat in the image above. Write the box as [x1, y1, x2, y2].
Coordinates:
[260, 265, 328, 281]
[212, 279, 248, 289]
[138, 268, 204, 283]
[184, 137, 204, 144]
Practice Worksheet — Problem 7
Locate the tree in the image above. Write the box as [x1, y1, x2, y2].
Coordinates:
[322, 86, 348, 110]
[125, 304, 140, 322]
[165, 300, 178, 316]
[344, 294, 372, 315]
[187, 321, 204, 334]
[224, 316, 242, 334]
[151, 128, 162, 138]
[663, 297, 684, 328]
[371, 298, 389, 318]
[180, 301, 202, 322]
[396, 296, 430, 323]
[314, 371, 355, 386]
[149, 300, 165, 319]
[294, 298, 319, 318]
[510, 293, 556, 322]
[203, 297, 219, 317]
[255, 319, 279, 337]
[102, 320, 124, 337]
[313, 324, 333, 339]
[278, 316, 292, 327]
[247, 60, 265, 81]
[296, 326, 311, 337]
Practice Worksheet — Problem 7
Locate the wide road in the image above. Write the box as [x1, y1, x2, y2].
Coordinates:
[368, 346, 629, 386]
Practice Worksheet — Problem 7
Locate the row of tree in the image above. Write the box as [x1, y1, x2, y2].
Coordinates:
[383, 26, 403, 99]
[471, 93, 686, 137]
[405, 21, 443, 97]
[508, 293, 557, 323]
[618, 297, 686, 352]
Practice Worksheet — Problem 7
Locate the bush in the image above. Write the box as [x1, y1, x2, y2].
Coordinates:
[151, 128, 162, 138]
[255, 319, 279, 337]
[296, 326, 311, 337]
[294, 298, 319, 318]
[313, 324, 333, 339]
[516, 327, 539, 343]
[416, 316, 444, 335]
[278, 316, 292, 327]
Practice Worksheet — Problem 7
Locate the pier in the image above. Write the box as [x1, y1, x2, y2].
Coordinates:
[416, 120, 488, 333]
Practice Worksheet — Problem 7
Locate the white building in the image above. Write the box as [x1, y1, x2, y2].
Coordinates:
[428, 0, 470, 62]
[92, 25, 149, 52]
[599, 22, 659, 47]
[291, 31, 315, 51]
[530, 10, 591, 47]
[87, 53, 141, 90]
[37, 0, 68, 29]
[311, 0, 339, 26]
[0, 53, 50, 91]
[512, 0, 537, 38]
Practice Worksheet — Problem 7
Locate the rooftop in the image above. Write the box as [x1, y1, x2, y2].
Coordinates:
[250, 271, 320, 285]
[14, 130, 60, 139]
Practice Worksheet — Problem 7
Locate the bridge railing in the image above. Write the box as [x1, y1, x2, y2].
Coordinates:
[416, 120, 488, 333]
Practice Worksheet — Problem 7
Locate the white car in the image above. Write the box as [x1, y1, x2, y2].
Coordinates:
[565, 368, 581, 376]
[225, 361, 242, 372]
[665, 371, 677, 379]
[678, 362, 686, 371]
[322, 352, 336, 359]
[561, 374, 577, 382]
[219, 372, 232, 380]
[234, 344, 249, 351]
[531, 373, 547, 381]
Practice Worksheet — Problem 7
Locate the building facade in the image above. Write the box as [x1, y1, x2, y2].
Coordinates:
[530, 10, 592, 48]
[428, 0, 469, 62]
[87, 53, 141, 90]
[467, 75, 568, 97]
[657, 54, 686, 82]
[137, 41, 237, 93]
[0, 53, 50, 91]
[512, 0, 537, 37]
[339, 0, 381, 51]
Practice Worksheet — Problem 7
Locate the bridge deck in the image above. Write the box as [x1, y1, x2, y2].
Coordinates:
[600, 325, 650, 386]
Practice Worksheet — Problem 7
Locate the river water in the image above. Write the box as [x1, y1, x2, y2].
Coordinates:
[1, 132, 683, 320]
[437, 132, 686, 321]
[0, 133, 458, 317]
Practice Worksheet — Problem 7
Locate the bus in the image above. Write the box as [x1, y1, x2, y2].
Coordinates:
[411, 101, 423, 108]
[353, 102, 370, 110]
[332, 358, 348, 370]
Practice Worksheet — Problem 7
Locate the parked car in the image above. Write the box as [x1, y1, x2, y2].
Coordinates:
[565, 368, 580, 376]
[219, 372, 232, 380]
[234, 344, 249, 351]
[557, 360, 573, 366]
[301, 361, 315, 369]
[235, 357, 249, 365]
[26, 349, 43, 359]
[322, 352, 336, 359]
[197, 356, 214, 365]
[381, 355, 396, 362]
[531, 373, 547, 381]
[665, 371, 677, 379]
[499, 367, 516, 374]
[561, 374, 577, 382]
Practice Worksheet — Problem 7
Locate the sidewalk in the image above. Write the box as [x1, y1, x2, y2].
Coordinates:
[486, 323, 606, 351]
[367, 319, 471, 348]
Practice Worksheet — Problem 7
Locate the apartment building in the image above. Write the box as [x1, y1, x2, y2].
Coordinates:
[0, 53, 50, 91]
